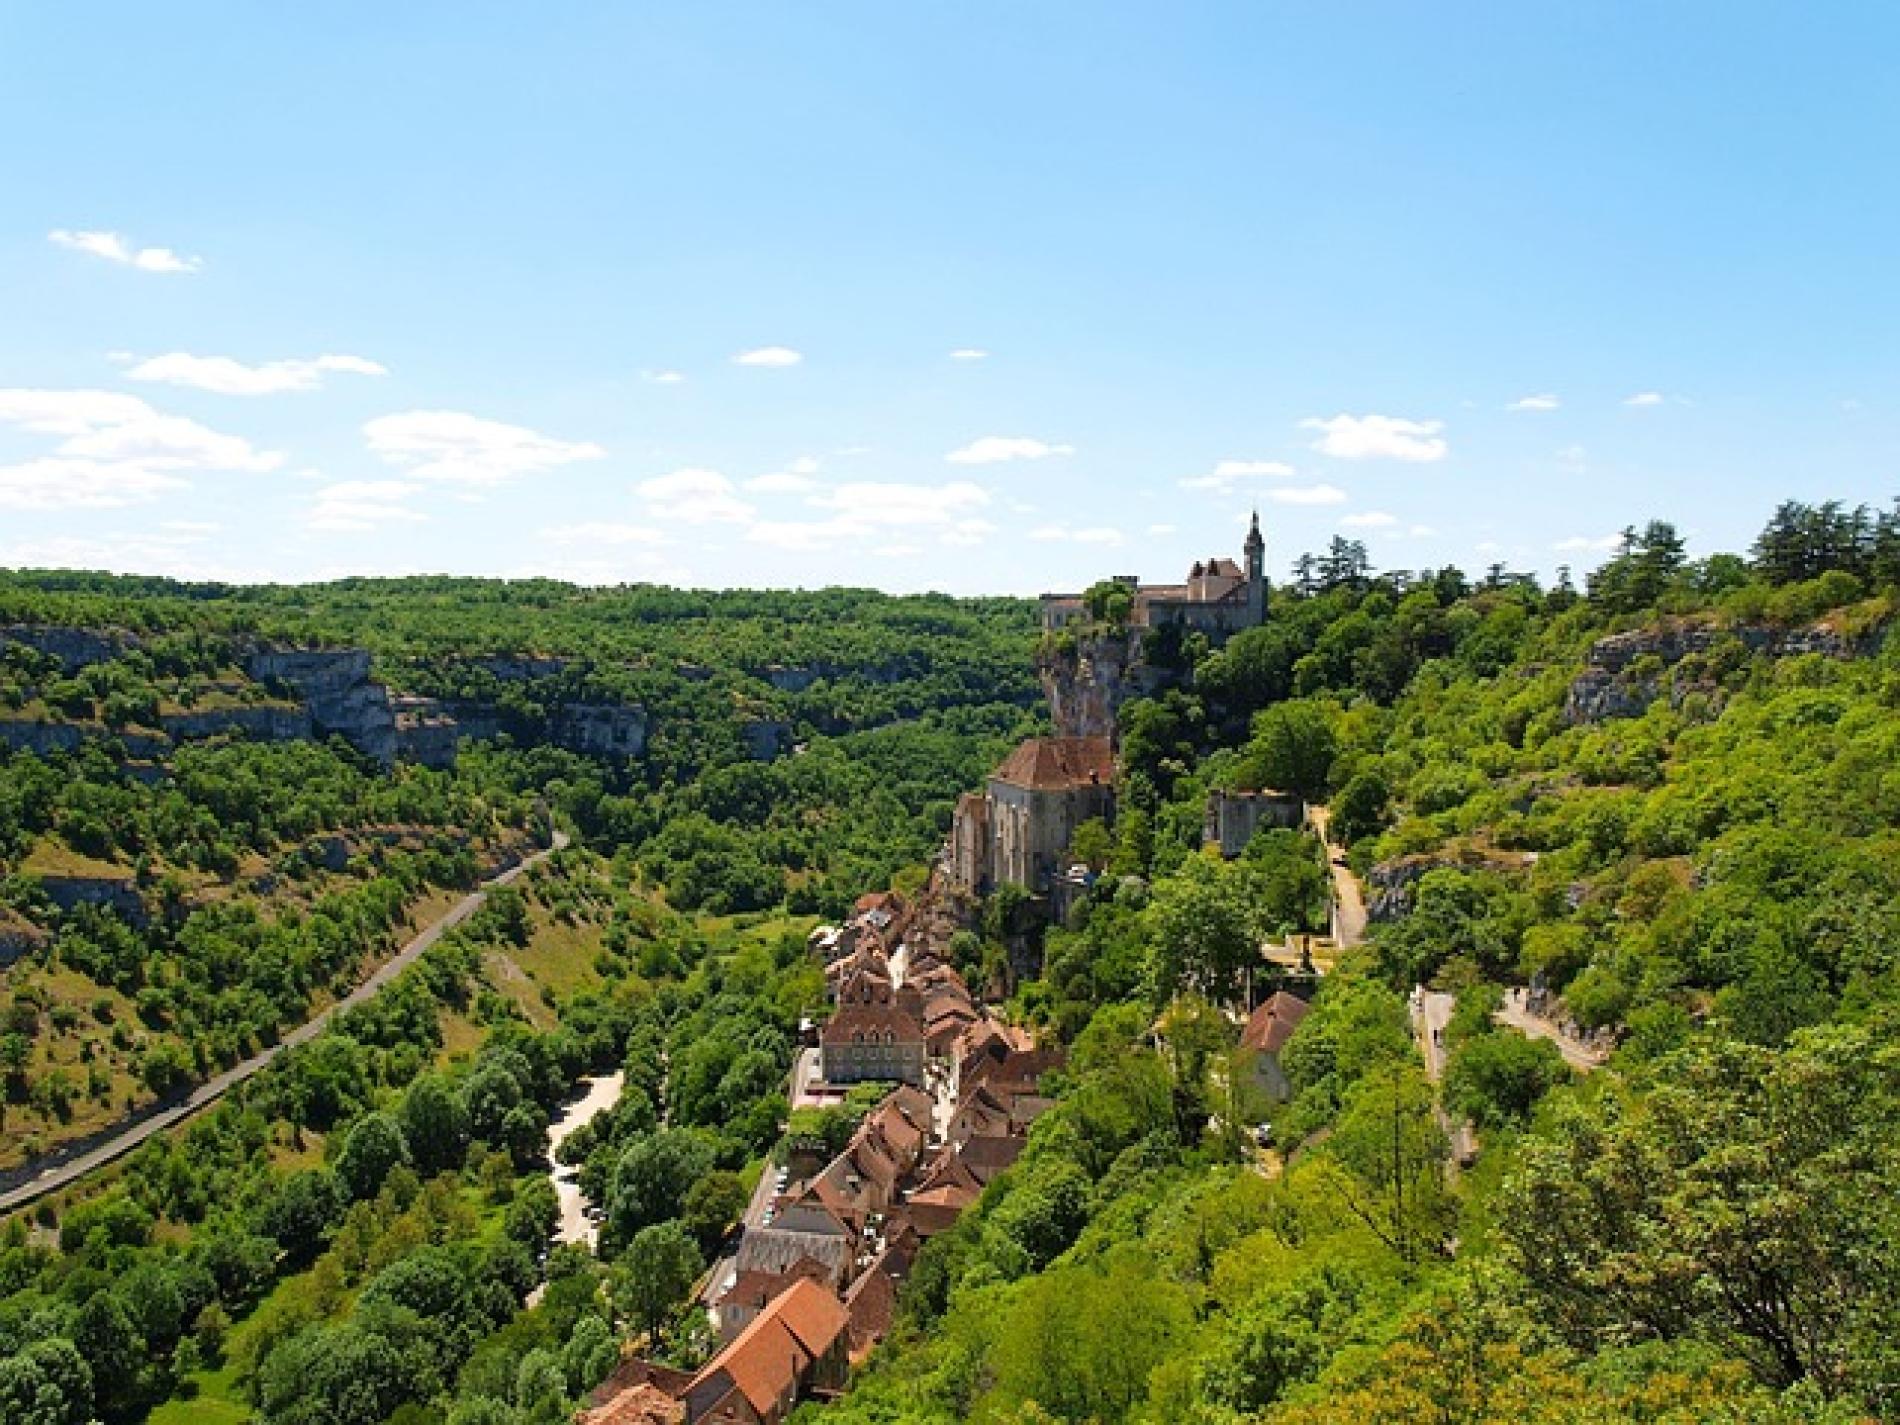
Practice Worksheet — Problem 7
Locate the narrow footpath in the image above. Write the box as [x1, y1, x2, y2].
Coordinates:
[0, 829, 570, 1215]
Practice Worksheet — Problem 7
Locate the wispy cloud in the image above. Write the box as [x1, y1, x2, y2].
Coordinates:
[49, 228, 201, 274]
[125, 351, 387, 396]
[945, 435, 1073, 465]
[637, 467, 756, 524]
[732, 346, 802, 367]
[306, 480, 426, 533]
[0, 388, 282, 510]
[1302, 413, 1448, 463]
[364, 410, 604, 487]
[538, 521, 668, 547]
[745, 455, 822, 495]
[1508, 393, 1560, 411]
[641, 369, 686, 385]
[1623, 391, 1665, 407]
[948, 348, 989, 362]
[1181, 458, 1297, 494]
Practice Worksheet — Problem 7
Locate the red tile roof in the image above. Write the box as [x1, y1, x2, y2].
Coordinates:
[1240, 991, 1311, 1056]
[990, 736, 1115, 792]
[688, 1278, 848, 1423]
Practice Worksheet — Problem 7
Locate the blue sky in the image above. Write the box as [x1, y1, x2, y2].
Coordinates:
[2, 3, 1896, 594]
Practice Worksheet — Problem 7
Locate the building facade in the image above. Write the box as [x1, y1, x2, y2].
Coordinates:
[1041, 513, 1267, 635]
[948, 735, 1115, 896]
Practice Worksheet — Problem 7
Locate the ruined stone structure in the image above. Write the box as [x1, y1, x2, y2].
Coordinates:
[1204, 787, 1305, 858]
[948, 736, 1115, 897]
[1040, 513, 1267, 635]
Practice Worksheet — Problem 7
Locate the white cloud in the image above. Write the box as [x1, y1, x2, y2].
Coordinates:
[306, 480, 427, 533]
[1267, 483, 1349, 506]
[642, 369, 686, 385]
[1147, 523, 1176, 536]
[1508, 393, 1560, 411]
[1340, 510, 1399, 529]
[748, 481, 992, 551]
[0, 388, 282, 509]
[1181, 458, 1297, 494]
[364, 410, 604, 487]
[945, 435, 1074, 465]
[1028, 524, 1127, 546]
[941, 518, 996, 547]
[745, 455, 822, 495]
[126, 351, 387, 396]
[49, 228, 200, 274]
[538, 522, 668, 547]
[1554, 533, 1620, 552]
[948, 348, 989, 362]
[1302, 413, 1448, 463]
[636, 467, 756, 524]
[732, 346, 803, 368]
[1623, 391, 1665, 407]
[808, 480, 989, 527]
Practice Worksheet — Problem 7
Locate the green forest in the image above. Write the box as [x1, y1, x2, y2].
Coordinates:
[0, 496, 1896, 1424]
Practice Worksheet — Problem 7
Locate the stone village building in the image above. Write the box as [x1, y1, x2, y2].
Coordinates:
[1039, 512, 1268, 635]
[947, 735, 1115, 897]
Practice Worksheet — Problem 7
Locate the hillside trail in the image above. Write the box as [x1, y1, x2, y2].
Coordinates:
[0, 829, 570, 1215]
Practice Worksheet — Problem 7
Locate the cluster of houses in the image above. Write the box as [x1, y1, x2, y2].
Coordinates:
[583, 890, 1062, 1425]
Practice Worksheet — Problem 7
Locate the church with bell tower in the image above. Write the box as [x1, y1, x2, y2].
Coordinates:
[1038, 512, 1270, 638]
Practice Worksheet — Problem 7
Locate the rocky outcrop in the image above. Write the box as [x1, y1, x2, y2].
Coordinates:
[1564, 618, 1885, 724]
[0, 625, 132, 669]
[159, 705, 312, 743]
[1038, 631, 1169, 739]
[741, 718, 791, 761]
[32, 874, 147, 926]
[0, 720, 91, 755]
[1367, 849, 1538, 922]
[553, 703, 648, 758]
[0, 913, 47, 969]
[245, 648, 397, 763]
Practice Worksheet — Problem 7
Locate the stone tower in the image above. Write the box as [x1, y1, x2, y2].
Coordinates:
[1244, 510, 1267, 624]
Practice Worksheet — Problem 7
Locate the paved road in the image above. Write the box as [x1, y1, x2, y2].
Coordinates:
[1306, 806, 1367, 948]
[0, 829, 569, 1215]
[1411, 988, 1456, 1083]
[1496, 990, 1605, 1073]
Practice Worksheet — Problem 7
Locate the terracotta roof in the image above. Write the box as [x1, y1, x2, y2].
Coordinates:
[821, 1001, 924, 1047]
[717, 1260, 828, 1314]
[958, 1132, 1026, 1183]
[844, 1259, 899, 1358]
[990, 736, 1114, 792]
[1240, 991, 1311, 1056]
[687, 1278, 848, 1423]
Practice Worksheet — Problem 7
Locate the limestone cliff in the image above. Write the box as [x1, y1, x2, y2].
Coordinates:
[245, 648, 398, 763]
[1037, 630, 1168, 739]
[1563, 617, 1885, 724]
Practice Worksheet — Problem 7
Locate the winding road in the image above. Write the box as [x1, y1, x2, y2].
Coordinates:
[0, 828, 569, 1215]
[1306, 805, 1367, 948]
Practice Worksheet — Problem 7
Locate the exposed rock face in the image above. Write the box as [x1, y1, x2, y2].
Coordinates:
[0, 721, 90, 755]
[0, 914, 47, 969]
[32, 874, 147, 926]
[1563, 619, 1885, 724]
[741, 718, 790, 761]
[1366, 859, 1432, 923]
[0, 625, 131, 669]
[1038, 631, 1168, 739]
[159, 706, 313, 743]
[245, 648, 397, 763]
[553, 703, 648, 758]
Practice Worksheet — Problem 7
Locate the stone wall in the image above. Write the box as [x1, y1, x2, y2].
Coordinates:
[1204, 788, 1304, 858]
